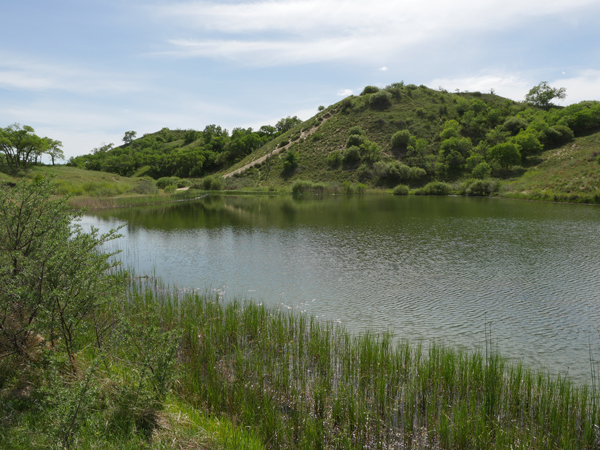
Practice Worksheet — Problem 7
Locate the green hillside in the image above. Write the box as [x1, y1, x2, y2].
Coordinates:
[223, 84, 600, 199]
[35, 82, 600, 202]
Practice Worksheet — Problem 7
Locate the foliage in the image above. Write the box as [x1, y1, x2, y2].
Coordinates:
[132, 179, 158, 194]
[283, 150, 300, 171]
[348, 125, 365, 136]
[201, 175, 224, 190]
[327, 150, 342, 167]
[503, 117, 529, 135]
[465, 179, 497, 196]
[471, 162, 492, 179]
[369, 90, 392, 109]
[318, 105, 325, 111]
[512, 131, 543, 158]
[525, 82, 567, 109]
[122, 130, 137, 144]
[343, 146, 361, 164]
[0, 177, 121, 364]
[417, 181, 453, 195]
[361, 85, 380, 95]
[391, 130, 411, 149]
[156, 176, 181, 189]
[489, 143, 521, 169]
[0, 124, 52, 170]
[392, 184, 409, 195]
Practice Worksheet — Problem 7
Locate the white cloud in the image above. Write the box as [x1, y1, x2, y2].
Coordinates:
[154, 0, 599, 65]
[337, 89, 353, 97]
[557, 70, 600, 104]
[379, 66, 388, 71]
[0, 52, 144, 94]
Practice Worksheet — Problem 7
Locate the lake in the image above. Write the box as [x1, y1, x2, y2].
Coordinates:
[81, 194, 600, 384]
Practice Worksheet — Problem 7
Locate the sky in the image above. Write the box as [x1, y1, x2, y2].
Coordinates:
[2, 0, 600, 161]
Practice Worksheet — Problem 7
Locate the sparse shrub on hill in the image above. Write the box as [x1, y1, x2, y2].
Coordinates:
[361, 85, 379, 95]
[346, 134, 365, 148]
[349, 126, 365, 136]
[283, 149, 299, 171]
[340, 97, 354, 112]
[369, 91, 392, 109]
[471, 162, 492, 179]
[343, 146, 361, 164]
[512, 131, 543, 158]
[489, 142, 521, 169]
[391, 130, 411, 149]
[328, 150, 343, 167]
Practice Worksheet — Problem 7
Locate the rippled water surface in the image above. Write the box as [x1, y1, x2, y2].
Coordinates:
[82, 195, 600, 383]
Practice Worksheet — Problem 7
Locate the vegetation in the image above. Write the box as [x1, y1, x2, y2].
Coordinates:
[2, 178, 600, 449]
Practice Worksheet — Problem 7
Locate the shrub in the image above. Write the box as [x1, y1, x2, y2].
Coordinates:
[465, 179, 497, 196]
[489, 143, 521, 169]
[283, 150, 300, 171]
[346, 134, 365, 148]
[291, 180, 314, 195]
[318, 105, 325, 111]
[343, 146, 361, 164]
[392, 184, 409, 195]
[471, 162, 492, 179]
[176, 179, 192, 188]
[156, 176, 181, 189]
[342, 181, 355, 194]
[361, 85, 379, 95]
[419, 181, 453, 195]
[409, 166, 427, 180]
[202, 175, 224, 190]
[391, 130, 411, 149]
[355, 183, 367, 194]
[512, 131, 542, 157]
[132, 180, 158, 195]
[328, 150, 343, 167]
[369, 90, 392, 109]
[184, 130, 199, 144]
[340, 97, 354, 112]
[503, 117, 529, 135]
[164, 185, 176, 193]
[545, 125, 574, 146]
[348, 126, 365, 135]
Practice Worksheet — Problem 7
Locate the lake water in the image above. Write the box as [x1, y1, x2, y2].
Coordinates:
[81, 195, 600, 384]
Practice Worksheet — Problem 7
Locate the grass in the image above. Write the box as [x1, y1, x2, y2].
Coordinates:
[126, 279, 600, 449]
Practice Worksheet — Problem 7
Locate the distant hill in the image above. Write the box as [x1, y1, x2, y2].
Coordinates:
[66, 83, 600, 200]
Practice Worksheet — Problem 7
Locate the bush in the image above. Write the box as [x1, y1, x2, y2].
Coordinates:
[471, 162, 492, 179]
[328, 150, 343, 167]
[369, 90, 392, 109]
[409, 166, 427, 181]
[418, 181, 453, 195]
[348, 126, 365, 136]
[503, 117, 529, 135]
[343, 146, 361, 164]
[342, 181, 355, 194]
[184, 130, 199, 144]
[283, 150, 299, 171]
[489, 143, 521, 169]
[202, 175, 224, 190]
[392, 184, 409, 195]
[465, 179, 497, 196]
[346, 134, 365, 148]
[156, 176, 181, 189]
[132, 180, 158, 195]
[340, 97, 354, 112]
[391, 130, 411, 149]
[355, 183, 367, 194]
[164, 185, 176, 193]
[291, 180, 314, 195]
[176, 179, 192, 188]
[361, 85, 380, 95]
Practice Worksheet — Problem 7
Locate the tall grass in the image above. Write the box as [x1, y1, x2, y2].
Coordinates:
[128, 279, 600, 449]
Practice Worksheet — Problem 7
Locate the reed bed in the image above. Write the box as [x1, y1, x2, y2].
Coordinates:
[127, 279, 600, 449]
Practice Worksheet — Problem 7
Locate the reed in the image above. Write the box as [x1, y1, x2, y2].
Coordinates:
[126, 279, 600, 449]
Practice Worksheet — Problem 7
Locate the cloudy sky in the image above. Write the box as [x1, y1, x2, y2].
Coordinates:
[2, 0, 600, 160]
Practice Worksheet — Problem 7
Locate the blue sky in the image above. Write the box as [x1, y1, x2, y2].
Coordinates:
[2, 0, 600, 160]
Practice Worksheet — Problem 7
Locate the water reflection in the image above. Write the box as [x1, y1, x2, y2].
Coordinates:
[81, 195, 600, 384]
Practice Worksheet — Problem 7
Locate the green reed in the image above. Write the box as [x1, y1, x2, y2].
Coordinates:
[126, 278, 600, 449]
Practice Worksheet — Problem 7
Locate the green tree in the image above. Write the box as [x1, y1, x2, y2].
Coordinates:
[283, 149, 299, 171]
[44, 138, 64, 165]
[122, 130, 137, 145]
[489, 143, 521, 169]
[391, 130, 411, 149]
[276, 116, 302, 134]
[0, 124, 47, 169]
[525, 82, 566, 109]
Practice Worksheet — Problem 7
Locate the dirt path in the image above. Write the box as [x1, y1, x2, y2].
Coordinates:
[223, 113, 333, 178]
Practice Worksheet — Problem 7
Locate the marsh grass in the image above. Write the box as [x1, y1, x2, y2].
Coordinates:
[129, 279, 600, 449]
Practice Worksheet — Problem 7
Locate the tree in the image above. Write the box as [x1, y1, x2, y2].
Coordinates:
[489, 142, 521, 169]
[525, 82, 566, 109]
[275, 116, 302, 134]
[283, 149, 299, 171]
[44, 138, 64, 165]
[391, 130, 411, 149]
[0, 124, 47, 169]
[123, 130, 137, 145]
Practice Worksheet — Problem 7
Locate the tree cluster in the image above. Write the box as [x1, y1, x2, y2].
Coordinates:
[0, 124, 64, 169]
